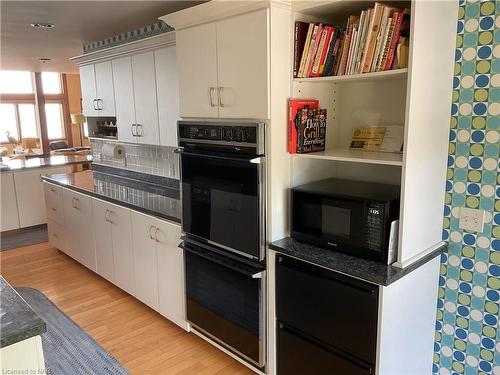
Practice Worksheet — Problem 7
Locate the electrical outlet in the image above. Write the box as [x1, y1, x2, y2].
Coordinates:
[459, 207, 485, 233]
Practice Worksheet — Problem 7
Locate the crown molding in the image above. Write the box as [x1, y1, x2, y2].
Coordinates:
[70, 32, 175, 66]
[160, 0, 291, 30]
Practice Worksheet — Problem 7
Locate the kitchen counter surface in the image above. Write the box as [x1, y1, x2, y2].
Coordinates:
[0, 155, 92, 173]
[0, 276, 46, 348]
[42, 168, 181, 223]
[269, 237, 446, 286]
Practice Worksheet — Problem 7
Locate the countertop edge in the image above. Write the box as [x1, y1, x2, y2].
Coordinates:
[1, 156, 92, 173]
[269, 238, 446, 286]
[41, 175, 181, 225]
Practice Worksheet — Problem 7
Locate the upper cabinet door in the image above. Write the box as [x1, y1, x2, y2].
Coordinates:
[176, 23, 219, 118]
[132, 52, 160, 145]
[79, 64, 97, 117]
[94, 61, 116, 117]
[216, 9, 269, 119]
[155, 47, 179, 147]
[112, 57, 137, 144]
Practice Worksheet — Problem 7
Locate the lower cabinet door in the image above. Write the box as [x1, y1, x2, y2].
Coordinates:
[92, 199, 114, 282]
[109, 204, 135, 296]
[156, 219, 186, 329]
[1, 172, 20, 231]
[131, 211, 159, 310]
[277, 323, 373, 375]
[47, 219, 66, 252]
[74, 193, 95, 271]
[62, 189, 80, 261]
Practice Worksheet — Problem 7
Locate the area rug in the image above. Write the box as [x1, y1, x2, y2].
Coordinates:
[0, 225, 48, 251]
[16, 287, 130, 375]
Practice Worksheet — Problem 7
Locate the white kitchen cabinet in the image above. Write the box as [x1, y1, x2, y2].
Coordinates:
[112, 57, 136, 144]
[94, 61, 116, 117]
[92, 198, 135, 294]
[216, 9, 269, 119]
[80, 64, 98, 117]
[44, 183, 64, 225]
[131, 211, 159, 311]
[155, 47, 180, 147]
[62, 189, 95, 271]
[176, 23, 219, 118]
[15, 166, 71, 228]
[92, 198, 115, 283]
[0, 172, 20, 232]
[47, 219, 66, 252]
[113, 53, 161, 145]
[175, 10, 269, 119]
[79, 62, 115, 117]
[155, 219, 186, 329]
[132, 52, 160, 145]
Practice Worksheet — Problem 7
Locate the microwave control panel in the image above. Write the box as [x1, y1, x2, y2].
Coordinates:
[365, 203, 385, 251]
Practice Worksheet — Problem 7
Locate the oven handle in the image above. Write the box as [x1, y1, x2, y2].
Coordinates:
[180, 242, 264, 278]
[177, 149, 263, 164]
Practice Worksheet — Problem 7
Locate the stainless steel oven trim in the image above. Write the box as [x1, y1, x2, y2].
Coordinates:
[187, 269, 267, 368]
[179, 137, 258, 148]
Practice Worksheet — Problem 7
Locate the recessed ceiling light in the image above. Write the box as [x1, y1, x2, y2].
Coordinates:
[30, 22, 55, 29]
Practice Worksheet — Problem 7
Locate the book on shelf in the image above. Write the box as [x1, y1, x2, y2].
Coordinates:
[288, 99, 327, 154]
[350, 126, 404, 153]
[293, 3, 411, 79]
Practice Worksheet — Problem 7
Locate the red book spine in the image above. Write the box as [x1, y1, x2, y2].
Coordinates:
[288, 99, 319, 153]
[313, 26, 335, 77]
[385, 12, 403, 70]
[306, 24, 324, 77]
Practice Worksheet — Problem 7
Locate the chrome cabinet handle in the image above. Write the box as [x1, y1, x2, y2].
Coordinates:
[148, 225, 156, 240]
[97, 99, 103, 110]
[50, 187, 56, 192]
[105, 209, 110, 223]
[93, 99, 98, 110]
[52, 208, 57, 212]
[108, 210, 114, 224]
[131, 124, 137, 137]
[209, 87, 216, 107]
[217, 87, 224, 107]
[135, 124, 142, 137]
[154, 228, 160, 243]
[72, 197, 76, 209]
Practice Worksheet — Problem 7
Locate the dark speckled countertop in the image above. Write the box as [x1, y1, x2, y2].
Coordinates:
[0, 276, 46, 348]
[0, 154, 92, 173]
[42, 169, 181, 223]
[269, 237, 446, 286]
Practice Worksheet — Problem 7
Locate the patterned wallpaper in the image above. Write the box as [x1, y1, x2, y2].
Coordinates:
[433, 1, 499, 374]
[83, 21, 173, 54]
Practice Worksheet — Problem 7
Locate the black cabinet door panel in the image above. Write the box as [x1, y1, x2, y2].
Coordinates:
[277, 323, 372, 375]
[276, 255, 378, 364]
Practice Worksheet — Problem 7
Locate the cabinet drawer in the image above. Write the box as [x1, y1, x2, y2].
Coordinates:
[277, 323, 372, 375]
[44, 183, 64, 224]
[47, 219, 66, 252]
[276, 255, 379, 364]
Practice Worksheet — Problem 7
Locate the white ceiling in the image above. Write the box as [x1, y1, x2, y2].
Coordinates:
[0, 0, 204, 73]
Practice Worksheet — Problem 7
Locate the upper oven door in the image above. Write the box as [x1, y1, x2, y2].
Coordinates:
[180, 151, 265, 260]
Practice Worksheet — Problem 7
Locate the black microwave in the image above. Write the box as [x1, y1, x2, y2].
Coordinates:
[291, 178, 400, 264]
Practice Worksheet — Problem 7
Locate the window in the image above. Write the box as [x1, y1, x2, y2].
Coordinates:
[18, 104, 38, 138]
[0, 104, 19, 143]
[0, 71, 34, 93]
[41, 72, 61, 94]
[45, 103, 65, 139]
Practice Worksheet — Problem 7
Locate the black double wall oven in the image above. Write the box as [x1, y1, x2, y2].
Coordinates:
[178, 121, 266, 369]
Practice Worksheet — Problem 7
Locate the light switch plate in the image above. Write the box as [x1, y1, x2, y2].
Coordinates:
[459, 207, 485, 233]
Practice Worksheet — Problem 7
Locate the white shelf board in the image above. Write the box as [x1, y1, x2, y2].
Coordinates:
[292, 148, 403, 166]
[294, 69, 408, 84]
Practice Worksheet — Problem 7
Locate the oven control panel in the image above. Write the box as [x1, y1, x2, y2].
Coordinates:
[178, 121, 265, 155]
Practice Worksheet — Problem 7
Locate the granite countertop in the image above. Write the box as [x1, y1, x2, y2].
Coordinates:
[42, 168, 181, 223]
[269, 237, 446, 286]
[0, 154, 92, 173]
[0, 276, 46, 348]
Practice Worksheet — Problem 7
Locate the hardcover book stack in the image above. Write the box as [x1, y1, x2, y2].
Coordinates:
[288, 99, 327, 154]
[293, 3, 411, 78]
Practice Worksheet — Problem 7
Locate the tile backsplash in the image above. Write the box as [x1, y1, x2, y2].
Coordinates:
[90, 139, 179, 179]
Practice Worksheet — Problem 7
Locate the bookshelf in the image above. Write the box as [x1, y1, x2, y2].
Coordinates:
[293, 148, 403, 166]
[293, 67, 407, 83]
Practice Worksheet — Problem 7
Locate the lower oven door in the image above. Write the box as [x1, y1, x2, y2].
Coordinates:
[183, 240, 266, 368]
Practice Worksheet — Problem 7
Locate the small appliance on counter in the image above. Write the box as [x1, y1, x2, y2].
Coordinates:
[177, 120, 266, 369]
[291, 178, 400, 264]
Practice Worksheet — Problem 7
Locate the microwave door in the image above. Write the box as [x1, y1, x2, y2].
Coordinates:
[321, 199, 365, 247]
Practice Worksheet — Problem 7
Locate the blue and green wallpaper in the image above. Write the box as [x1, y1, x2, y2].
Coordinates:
[433, 0, 499, 374]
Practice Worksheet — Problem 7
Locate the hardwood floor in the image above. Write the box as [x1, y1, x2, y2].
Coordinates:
[0, 242, 254, 375]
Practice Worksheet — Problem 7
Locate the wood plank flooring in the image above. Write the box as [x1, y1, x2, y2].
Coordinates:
[0, 242, 254, 375]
